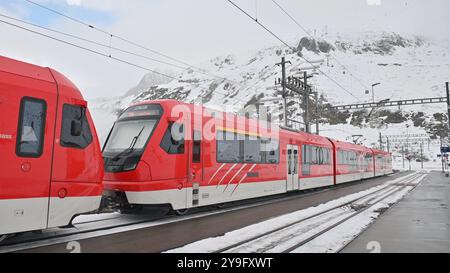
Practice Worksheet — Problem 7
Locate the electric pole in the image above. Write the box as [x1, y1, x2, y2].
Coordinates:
[420, 142, 424, 170]
[446, 82, 450, 133]
[315, 91, 319, 135]
[304, 71, 310, 133]
[276, 57, 291, 127]
[402, 145, 405, 169]
[379, 132, 383, 151]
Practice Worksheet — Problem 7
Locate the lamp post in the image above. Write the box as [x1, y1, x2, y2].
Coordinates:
[371, 83, 381, 103]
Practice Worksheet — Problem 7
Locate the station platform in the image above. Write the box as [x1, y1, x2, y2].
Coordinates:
[342, 171, 450, 253]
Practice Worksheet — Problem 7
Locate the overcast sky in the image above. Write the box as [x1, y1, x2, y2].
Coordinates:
[1, 0, 449, 99]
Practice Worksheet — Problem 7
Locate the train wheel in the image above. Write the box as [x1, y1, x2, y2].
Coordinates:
[175, 209, 190, 216]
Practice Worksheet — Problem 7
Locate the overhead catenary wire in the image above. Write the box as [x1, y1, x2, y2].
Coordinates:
[0, 13, 188, 70]
[23, 0, 246, 88]
[21, 0, 298, 112]
[17, 0, 326, 114]
[4, 18, 274, 111]
[270, 0, 371, 91]
[0, 18, 179, 80]
[226, 0, 362, 102]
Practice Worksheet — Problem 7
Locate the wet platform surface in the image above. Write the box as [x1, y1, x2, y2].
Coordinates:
[343, 171, 450, 253]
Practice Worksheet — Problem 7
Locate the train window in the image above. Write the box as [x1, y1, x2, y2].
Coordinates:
[216, 131, 279, 164]
[192, 130, 201, 163]
[217, 131, 241, 163]
[302, 145, 311, 175]
[61, 104, 93, 149]
[302, 145, 329, 165]
[160, 122, 185, 154]
[302, 145, 312, 164]
[16, 97, 47, 157]
[293, 149, 298, 174]
[260, 138, 279, 164]
[244, 136, 261, 163]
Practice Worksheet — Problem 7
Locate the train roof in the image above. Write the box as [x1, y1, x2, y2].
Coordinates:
[132, 100, 333, 146]
[371, 149, 391, 156]
[0, 55, 84, 102]
[131, 100, 392, 151]
[328, 139, 372, 152]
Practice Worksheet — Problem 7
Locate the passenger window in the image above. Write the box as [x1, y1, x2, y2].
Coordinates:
[217, 131, 241, 163]
[216, 131, 279, 164]
[16, 97, 47, 157]
[244, 136, 261, 163]
[61, 104, 93, 149]
[261, 138, 279, 164]
[160, 122, 185, 154]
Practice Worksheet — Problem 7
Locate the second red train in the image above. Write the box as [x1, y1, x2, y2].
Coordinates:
[102, 100, 393, 212]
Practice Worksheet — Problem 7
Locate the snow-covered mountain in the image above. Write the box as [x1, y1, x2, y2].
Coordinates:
[124, 70, 178, 97]
[90, 31, 450, 160]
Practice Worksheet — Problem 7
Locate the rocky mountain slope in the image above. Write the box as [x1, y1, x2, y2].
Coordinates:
[90, 31, 450, 159]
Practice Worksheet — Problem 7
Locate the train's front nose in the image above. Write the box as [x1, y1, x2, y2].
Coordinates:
[101, 104, 163, 209]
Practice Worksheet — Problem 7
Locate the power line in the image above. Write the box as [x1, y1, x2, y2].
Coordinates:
[270, 0, 370, 91]
[4, 18, 273, 108]
[0, 13, 188, 70]
[24, 0, 185, 66]
[227, 0, 293, 50]
[0, 18, 257, 108]
[22, 0, 296, 109]
[24, 0, 333, 110]
[0, 18, 179, 80]
[226, 0, 362, 102]
[23, 0, 244, 87]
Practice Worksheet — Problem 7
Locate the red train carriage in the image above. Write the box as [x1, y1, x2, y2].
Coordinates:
[372, 149, 393, 176]
[0, 56, 103, 239]
[329, 140, 375, 184]
[102, 100, 392, 212]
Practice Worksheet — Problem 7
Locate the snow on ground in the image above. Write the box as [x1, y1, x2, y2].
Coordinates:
[393, 157, 447, 171]
[72, 212, 120, 225]
[166, 171, 425, 253]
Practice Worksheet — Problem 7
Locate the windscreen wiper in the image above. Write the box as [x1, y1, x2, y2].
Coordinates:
[112, 126, 145, 161]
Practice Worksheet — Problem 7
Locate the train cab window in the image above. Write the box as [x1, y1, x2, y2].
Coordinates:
[16, 97, 47, 157]
[192, 130, 201, 163]
[160, 122, 185, 154]
[61, 104, 93, 149]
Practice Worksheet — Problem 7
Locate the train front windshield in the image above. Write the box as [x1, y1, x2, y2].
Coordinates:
[103, 119, 157, 154]
[103, 104, 162, 172]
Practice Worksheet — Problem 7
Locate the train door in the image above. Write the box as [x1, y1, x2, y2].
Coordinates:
[286, 144, 299, 191]
[187, 130, 203, 208]
[0, 75, 57, 235]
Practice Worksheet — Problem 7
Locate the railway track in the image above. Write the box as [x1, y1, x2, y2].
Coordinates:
[0, 171, 405, 253]
[212, 171, 426, 253]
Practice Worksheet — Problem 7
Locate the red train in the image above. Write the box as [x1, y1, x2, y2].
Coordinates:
[102, 100, 393, 213]
[0, 56, 103, 240]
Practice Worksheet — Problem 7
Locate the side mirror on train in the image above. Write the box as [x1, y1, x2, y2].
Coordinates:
[71, 120, 82, 136]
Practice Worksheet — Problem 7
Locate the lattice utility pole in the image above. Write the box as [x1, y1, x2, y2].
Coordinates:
[276, 57, 291, 127]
